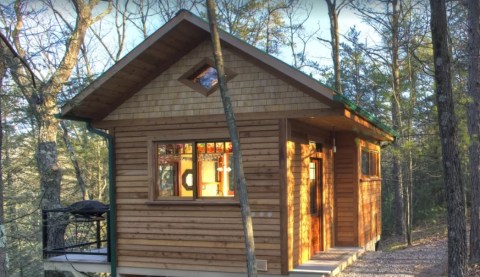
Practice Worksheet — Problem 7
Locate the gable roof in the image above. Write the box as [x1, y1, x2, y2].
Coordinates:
[60, 10, 396, 139]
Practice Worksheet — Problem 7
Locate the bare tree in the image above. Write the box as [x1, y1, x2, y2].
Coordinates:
[0, 26, 41, 276]
[389, 0, 407, 240]
[430, 0, 467, 276]
[284, 1, 320, 70]
[0, 37, 8, 277]
[2, 0, 111, 275]
[325, 0, 351, 94]
[206, 0, 257, 276]
[351, 0, 406, 239]
[467, 0, 480, 263]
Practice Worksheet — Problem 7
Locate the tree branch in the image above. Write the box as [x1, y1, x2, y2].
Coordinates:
[0, 31, 37, 88]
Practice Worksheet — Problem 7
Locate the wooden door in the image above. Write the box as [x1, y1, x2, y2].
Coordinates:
[309, 158, 323, 255]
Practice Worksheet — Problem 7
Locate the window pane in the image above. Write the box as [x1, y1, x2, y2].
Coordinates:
[157, 164, 176, 197]
[370, 151, 379, 176]
[197, 142, 234, 198]
[309, 162, 317, 214]
[228, 154, 235, 194]
[361, 149, 369, 176]
[157, 143, 193, 199]
[189, 65, 218, 90]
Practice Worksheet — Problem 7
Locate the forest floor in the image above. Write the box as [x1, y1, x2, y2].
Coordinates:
[337, 222, 480, 277]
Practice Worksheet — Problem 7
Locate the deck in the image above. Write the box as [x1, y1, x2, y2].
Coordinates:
[43, 247, 363, 277]
[44, 248, 110, 276]
[290, 247, 365, 277]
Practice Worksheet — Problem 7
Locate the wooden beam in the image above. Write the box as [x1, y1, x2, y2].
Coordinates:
[343, 109, 394, 141]
[278, 119, 289, 275]
[92, 108, 342, 129]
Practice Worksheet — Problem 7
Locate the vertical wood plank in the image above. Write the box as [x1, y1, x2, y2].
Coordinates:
[279, 118, 289, 274]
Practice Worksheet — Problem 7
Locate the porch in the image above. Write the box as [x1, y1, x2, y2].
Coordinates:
[44, 248, 110, 276]
[42, 200, 111, 275]
[290, 247, 364, 277]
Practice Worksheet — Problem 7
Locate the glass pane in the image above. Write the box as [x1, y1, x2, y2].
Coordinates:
[228, 154, 235, 194]
[184, 143, 192, 154]
[310, 162, 317, 214]
[178, 150, 193, 197]
[225, 142, 233, 153]
[370, 152, 379, 176]
[157, 143, 193, 199]
[207, 142, 215, 153]
[197, 143, 205, 153]
[157, 164, 176, 197]
[197, 141, 234, 198]
[216, 142, 224, 153]
[189, 65, 218, 90]
[361, 149, 369, 176]
[309, 162, 316, 180]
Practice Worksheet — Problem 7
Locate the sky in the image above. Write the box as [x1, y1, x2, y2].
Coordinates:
[20, 0, 380, 82]
[277, 0, 379, 73]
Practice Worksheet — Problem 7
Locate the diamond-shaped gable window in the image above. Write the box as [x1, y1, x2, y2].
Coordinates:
[189, 65, 218, 90]
[179, 58, 236, 96]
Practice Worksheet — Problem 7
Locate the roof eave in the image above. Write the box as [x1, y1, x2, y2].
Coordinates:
[333, 94, 397, 141]
[60, 10, 195, 119]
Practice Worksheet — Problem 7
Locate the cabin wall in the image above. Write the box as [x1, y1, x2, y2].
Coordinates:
[99, 35, 340, 277]
[286, 122, 334, 269]
[333, 134, 382, 249]
[357, 140, 382, 249]
[334, 132, 358, 246]
[112, 118, 282, 275]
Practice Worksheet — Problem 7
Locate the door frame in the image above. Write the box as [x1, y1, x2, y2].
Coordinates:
[309, 157, 324, 255]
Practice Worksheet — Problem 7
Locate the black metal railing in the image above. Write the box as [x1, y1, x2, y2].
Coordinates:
[42, 200, 110, 262]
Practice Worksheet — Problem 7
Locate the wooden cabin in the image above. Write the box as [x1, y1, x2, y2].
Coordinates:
[57, 10, 394, 277]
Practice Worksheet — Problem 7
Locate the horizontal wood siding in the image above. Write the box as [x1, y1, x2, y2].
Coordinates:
[358, 179, 381, 246]
[114, 119, 281, 275]
[357, 141, 382, 247]
[334, 132, 358, 246]
[104, 40, 328, 121]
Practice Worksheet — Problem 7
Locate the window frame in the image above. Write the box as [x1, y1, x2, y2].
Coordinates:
[361, 148, 380, 178]
[178, 58, 237, 96]
[148, 139, 238, 204]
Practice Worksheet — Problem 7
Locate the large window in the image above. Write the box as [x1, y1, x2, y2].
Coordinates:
[154, 141, 235, 200]
[361, 148, 379, 177]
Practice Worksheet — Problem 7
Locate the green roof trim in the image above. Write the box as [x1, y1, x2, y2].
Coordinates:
[333, 94, 398, 138]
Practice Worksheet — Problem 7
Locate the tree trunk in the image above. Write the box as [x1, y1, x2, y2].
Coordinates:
[430, 0, 467, 276]
[467, 0, 480, 263]
[405, 42, 417, 246]
[326, 0, 342, 94]
[206, 0, 257, 276]
[391, 0, 406, 240]
[0, 39, 9, 277]
[36, 95, 69, 277]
